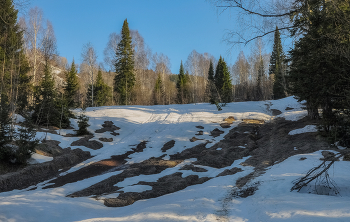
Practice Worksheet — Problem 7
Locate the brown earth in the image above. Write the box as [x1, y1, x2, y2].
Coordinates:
[71, 135, 104, 150]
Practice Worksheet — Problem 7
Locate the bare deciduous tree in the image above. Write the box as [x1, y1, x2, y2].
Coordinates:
[81, 42, 97, 107]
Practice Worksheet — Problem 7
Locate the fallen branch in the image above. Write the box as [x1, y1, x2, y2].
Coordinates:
[291, 153, 344, 194]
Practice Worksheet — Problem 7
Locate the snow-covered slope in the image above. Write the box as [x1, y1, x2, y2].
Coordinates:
[1, 97, 349, 222]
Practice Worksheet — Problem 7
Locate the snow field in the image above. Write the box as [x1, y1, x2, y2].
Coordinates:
[1, 97, 349, 221]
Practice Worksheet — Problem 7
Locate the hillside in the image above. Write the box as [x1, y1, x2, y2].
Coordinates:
[1, 97, 350, 222]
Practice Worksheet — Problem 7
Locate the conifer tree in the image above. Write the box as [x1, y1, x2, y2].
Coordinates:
[64, 60, 79, 108]
[95, 69, 112, 106]
[114, 19, 135, 105]
[221, 60, 232, 103]
[207, 60, 217, 104]
[214, 56, 232, 103]
[0, 0, 35, 163]
[154, 74, 163, 105]
[269, 26, 286, 99]
[176, 61, 190, 104]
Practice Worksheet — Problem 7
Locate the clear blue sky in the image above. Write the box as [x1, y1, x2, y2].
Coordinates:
[28, 0, 256, 73]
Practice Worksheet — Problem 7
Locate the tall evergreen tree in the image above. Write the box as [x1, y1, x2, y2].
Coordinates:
[95, 69, 112, 106]
[0, 0, 36, 164]
[269, 26, 286, 99]
[114, 19, 135, 105]
[176, 61, 190, 104]
[64, 60, 79, 108]
[207, 60, 217, 104]
[214, 56, 232, 103]
[154, 74, 163, 105]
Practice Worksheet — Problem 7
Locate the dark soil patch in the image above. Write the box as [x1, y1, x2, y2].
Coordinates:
[110, 132, 120, 136]
[231, 182, 260, 198]
[271, 109, 282, 116]
[285, 107, 294, 110]
[161, 140, 175, 152]
[44, 141, 148, 189]
[71, 135, 103, 150]
[220, 123, 231, 128]
[196, 126, 204, 129]
[104, 172, 211, 207]
[99, 138, 113, 142]
[180, 164, 208, 172]
[0, 148, 91, 192]
[68, 157, 183, 198]
[210, 128, 224, 137]
[95, 121, 120, 134]
[35, 140, 65, 157]
[217, 167, 243, 177]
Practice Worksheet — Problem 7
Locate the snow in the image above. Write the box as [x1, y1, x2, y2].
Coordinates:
[289, 125, 318, 135]
[1, 97, 350, 222]
[27, 153, 53, 164]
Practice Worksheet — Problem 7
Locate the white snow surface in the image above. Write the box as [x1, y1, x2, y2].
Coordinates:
[1, 97, 350, 222]
[289, 125, 318, 135]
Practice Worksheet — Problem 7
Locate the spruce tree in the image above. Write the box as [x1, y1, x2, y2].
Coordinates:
[0, 0, 34, 163]
[221, 60, 232, 103]
[269, 26, 286, 99]
[176, 61, 189, 104]
[33, 63, 71, 128]
[95, 69, 112, 106]
[214, 56, 232, 103]
[114, 19, 135, 105]
[207, 60, 217, 104]
[154, 74, 163, 105]
[64, 60, 79, 108]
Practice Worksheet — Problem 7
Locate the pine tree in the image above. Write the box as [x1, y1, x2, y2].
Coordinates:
[176, 61, 190, 104]
[269, 26, 286, 100]
[64, 60, 79, 108]
[114, 19, 135, 105]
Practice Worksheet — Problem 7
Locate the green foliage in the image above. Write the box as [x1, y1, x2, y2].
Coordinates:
[114, 19, 135, 105]
[270, 27, 286, 100]
[0, 0, 32, 112]
[14, 115, 39, 164]
[214, 56, 232, 103]
[87, 69, 112, 107]
[154, 74, 164, 105]
[64, 61, 79, 108]
[207, 60, 217, 104]
[76, 113, 90, 136]
[0, 94, 14, 161]
[32, 63, 71, 128]
[176, 61, 190, 104]
[288, 0, 350, 142]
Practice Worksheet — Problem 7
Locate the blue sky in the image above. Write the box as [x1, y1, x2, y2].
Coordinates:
[28, 0, 259, 73]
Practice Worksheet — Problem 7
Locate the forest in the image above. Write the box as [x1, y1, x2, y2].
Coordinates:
[1, 0, 350, 165]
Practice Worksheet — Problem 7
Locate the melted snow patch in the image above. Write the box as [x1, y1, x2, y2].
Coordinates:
[288, 125, 317, 135]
